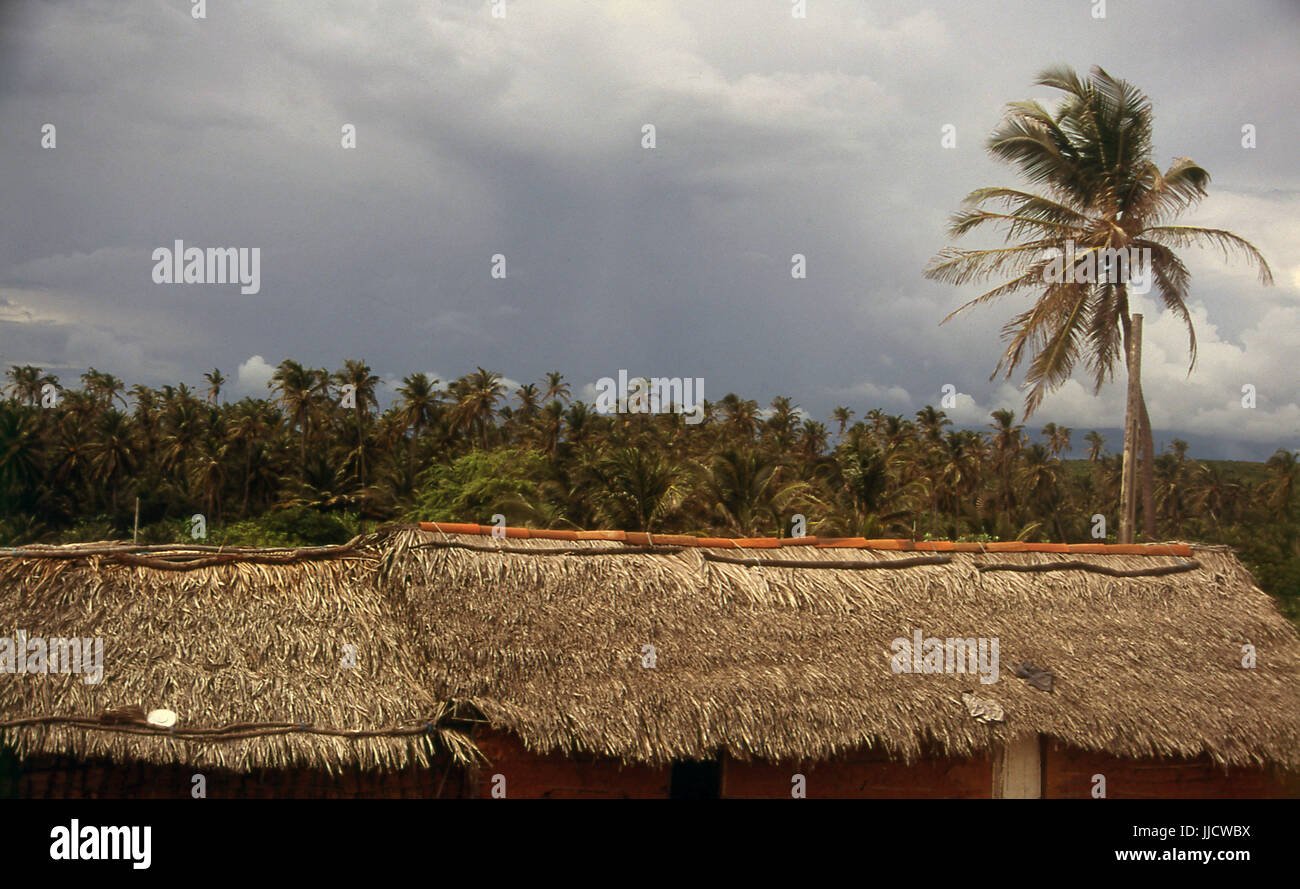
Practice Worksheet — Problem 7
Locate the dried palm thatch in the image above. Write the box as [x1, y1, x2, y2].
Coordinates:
[5, 528, 1297, 775]
[384, 526, 1300, 769]
[0, 539, 479, 772]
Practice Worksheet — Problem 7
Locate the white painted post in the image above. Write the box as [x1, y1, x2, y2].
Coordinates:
[994, 734, 1042, 798]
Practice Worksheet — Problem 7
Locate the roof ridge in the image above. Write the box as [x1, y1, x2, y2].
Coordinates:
[415, 522, 1196, 556]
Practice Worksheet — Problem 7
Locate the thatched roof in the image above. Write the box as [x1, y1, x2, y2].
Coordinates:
[385, 523, 1300, 770]
[4, 524, 1298, 773]
[0, 540, 478, 771]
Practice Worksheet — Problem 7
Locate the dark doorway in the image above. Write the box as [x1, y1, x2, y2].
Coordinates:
[670, 760, 721, 799]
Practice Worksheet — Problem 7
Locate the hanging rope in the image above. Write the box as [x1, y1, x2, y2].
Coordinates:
[0, 712, 487, 743]
[975, 559, 1200, 577]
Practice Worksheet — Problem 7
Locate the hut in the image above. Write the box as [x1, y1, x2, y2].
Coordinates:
[2, 524, 1298, 798]
[386, 523, 1300, 799]
[0, 538, 477, 798]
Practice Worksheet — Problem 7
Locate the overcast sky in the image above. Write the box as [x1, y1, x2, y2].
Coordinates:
[2, 0, 1296, 458]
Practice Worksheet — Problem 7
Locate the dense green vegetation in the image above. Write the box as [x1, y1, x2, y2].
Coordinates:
[0, 361, 1295, 623]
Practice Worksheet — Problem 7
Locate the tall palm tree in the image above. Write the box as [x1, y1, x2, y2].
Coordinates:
[396, 373, 442, 479]
[6, 365, 52, 406]
[1016, 443, 1063, 538]
[1190, 462, 1242, 533]
[797, 421, 829, 464]
[543, 371, 571, 404]
[80, 368, 126, 409]
[831, 443, 922, 536]
[989, 409, 1025, 513]
[450, 368, 506, 450]
[225, 399, 273, 514]
[515, 383, 541, 422]
[877, 414, 915, 455]
[203, 369, 227, 404]
[1041, 422, 1072, 458]
[915, 406, 951, 445]
[719, 394, 760, 440]
[333, 360, 381, 486]
[1154, 448, 1194, 535]
[1084, 430, 1105, 462]
[763, 396, 802, 454]
[270, 360, 315, 465]
[188, 437, 226, 523]
[1264, 449, 1299, 515]
[563, 401, 594, 450]
[939, 429, 984, 518]
[831, 406, 854, 437]
[159, 392, 204, 486]
[87, 411, 136, 513]
[538, 401, 564, 457]
[926, 65, 1272, 540]
[0, 404, 44, 512]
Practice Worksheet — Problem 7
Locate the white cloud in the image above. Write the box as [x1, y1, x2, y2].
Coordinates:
[235, 355, 274, 394]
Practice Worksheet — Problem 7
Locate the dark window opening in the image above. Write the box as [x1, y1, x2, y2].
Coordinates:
[670, 760, 721, 799]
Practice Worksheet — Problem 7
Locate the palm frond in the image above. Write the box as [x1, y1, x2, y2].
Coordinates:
[1144, 225, 1274, 284]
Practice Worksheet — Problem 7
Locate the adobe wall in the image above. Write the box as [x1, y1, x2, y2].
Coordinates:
[722, 749, 993, 799]
[3, 754, 462, 799]
[465, 732, 670, 798]
[6, 738, 1295, 799]
[1042, 741, 1298, 799]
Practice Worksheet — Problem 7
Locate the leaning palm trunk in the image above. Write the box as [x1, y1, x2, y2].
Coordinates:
[1119, 314, 1142, 543]
[1138, 390, 1156, 540]
[1118, 311, 1157, 543]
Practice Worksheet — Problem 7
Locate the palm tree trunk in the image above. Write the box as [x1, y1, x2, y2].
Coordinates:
[408, 419, 420, 482]
[356, 406, 366, 487]
[1119, 314, 1142, 543]
[1138, 390, 1156, 541]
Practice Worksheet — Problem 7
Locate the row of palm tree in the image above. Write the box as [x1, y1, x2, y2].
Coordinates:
[1, 360, 1292, 546]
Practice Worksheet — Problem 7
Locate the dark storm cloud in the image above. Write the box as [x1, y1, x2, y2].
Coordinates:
[1, 0, 1296, 457]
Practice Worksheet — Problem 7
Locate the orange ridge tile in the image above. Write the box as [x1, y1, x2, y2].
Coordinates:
[575, 530, 626, 541]
[646, 534, 708, 547]
[529, 529, 578, 541]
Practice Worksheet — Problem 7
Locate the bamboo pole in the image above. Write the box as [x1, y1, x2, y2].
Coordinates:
[1119, 314, 1143, 543]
